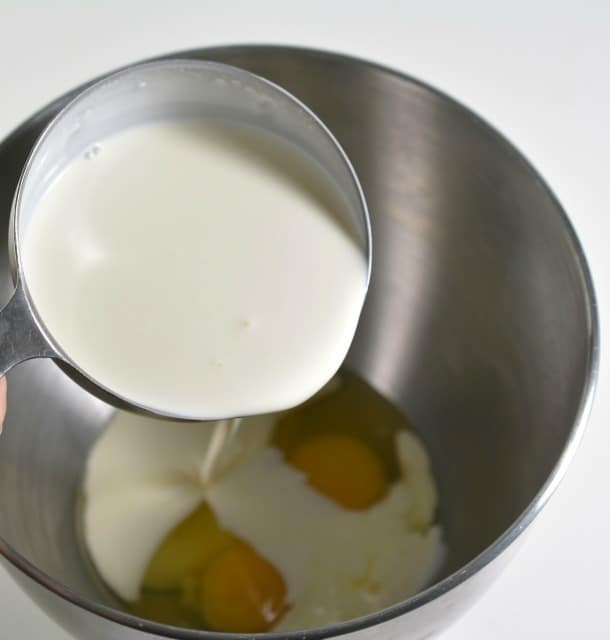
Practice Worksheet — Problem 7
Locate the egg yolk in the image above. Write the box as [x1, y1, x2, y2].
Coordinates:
[288, 434, 387, 509]
[200, 541, 288, 633]
[142, 502, 231, 591]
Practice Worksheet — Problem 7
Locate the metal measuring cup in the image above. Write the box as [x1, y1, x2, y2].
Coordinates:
[0, 59, 371, 420]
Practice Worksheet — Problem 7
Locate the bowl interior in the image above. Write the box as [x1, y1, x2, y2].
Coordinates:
[0, 47, 594, 628]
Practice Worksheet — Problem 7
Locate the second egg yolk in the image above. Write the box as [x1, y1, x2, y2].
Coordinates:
[200, 541, 288, 633]
[288, 434, 387, 509]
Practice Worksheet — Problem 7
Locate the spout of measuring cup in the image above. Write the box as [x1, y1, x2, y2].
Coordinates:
[0, 281, 58, 376]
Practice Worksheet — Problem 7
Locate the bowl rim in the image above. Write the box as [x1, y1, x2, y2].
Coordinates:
[0, 43, 600, 640]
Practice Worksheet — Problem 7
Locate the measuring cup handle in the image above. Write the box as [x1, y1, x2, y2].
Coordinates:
[0, 282, 57, 376]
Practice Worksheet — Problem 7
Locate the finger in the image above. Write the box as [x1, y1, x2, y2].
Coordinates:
[0, 376, 7, 433]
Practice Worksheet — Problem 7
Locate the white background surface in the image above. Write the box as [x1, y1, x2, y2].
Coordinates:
[0, 2, 608, 638]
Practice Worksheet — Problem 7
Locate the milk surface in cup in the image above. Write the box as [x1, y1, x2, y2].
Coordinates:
[21, 118, 368, 418]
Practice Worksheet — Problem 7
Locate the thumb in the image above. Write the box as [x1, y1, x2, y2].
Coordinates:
[0, 377, 7, 434]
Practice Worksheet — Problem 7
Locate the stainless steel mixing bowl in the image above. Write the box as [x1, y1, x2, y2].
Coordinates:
[0, 46, 598, 640]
